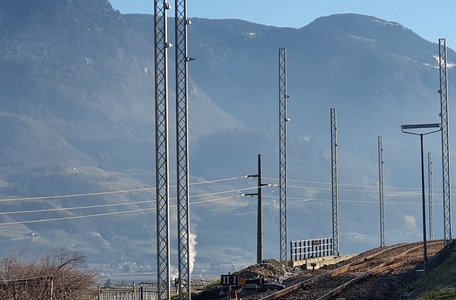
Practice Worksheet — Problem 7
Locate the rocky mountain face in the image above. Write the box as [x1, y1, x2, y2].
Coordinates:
[0, 0, 453, 279]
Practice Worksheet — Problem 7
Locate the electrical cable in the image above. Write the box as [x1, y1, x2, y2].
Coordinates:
[0, 186, 253, 216]
[0, 176, 243, 204]
[262, 196, 432, 205]
[264, 177, 426, 191]
[0, 195, 243, 226]
[0, 173, 449, 226]
[0, 200, 154, 216]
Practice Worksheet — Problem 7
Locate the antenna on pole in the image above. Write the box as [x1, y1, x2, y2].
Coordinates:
[438, 38, 452, 244]
[330, 108, 339, 256]
[278, 48, 288, 263]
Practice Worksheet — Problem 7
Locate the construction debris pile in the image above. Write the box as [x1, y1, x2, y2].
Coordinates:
[237, 259, 293, 281]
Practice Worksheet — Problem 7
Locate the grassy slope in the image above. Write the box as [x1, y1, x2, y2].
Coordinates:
[401, 250, 456, 299]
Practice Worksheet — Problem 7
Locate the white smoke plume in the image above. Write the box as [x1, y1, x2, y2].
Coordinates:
[189, 231, 197, 274]
[169, 231, 197, 288]
[170, 265, 179, 283]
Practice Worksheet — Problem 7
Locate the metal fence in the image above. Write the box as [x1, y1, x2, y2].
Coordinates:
[88, 287, 158, 300]
[87, 280, 208, 300]
[290, 237, 333, 261]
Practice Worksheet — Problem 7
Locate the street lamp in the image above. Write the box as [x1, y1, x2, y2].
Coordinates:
[401, 122, 441, 273]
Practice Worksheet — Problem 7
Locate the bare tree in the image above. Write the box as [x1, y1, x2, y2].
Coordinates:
[0, 251, 97, 299]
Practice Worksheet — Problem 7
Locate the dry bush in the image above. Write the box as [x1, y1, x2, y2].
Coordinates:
[0, 252, 97, 299]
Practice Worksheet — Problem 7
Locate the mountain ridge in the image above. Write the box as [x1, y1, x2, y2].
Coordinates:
[0, 0, 453, 279]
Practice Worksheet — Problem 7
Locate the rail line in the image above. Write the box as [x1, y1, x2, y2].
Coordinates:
[260, 240, 444, 300]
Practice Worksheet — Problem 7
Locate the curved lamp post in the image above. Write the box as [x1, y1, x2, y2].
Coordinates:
[401, 122, 441, 273]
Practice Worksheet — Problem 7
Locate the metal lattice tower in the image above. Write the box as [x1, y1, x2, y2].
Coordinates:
[378, 136, 385, 247]
[439, 38, 452, 244]
[154, 1, 171, 298]
[330, 108, 339, 256]
[278, 48, 288, 262]
[428, 152, 434, 241]
[175, 0, 191, 298]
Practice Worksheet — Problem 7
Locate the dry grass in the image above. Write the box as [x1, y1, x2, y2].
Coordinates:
[401, 250, 456, 299]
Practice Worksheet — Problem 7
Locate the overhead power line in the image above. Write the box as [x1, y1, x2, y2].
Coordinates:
[0, 174, 442, 205]
[0, 176, 243, 204]
[1, 188, 455, 227]
[0, 186, 255, 216]
[0, 200, 154, 216]
[0, 187, 154, 203]
[286, 185, 421, 195]
[0, 195, 242, 227]
[262, 195, 448, 206]
[264, 177, 433, 191]
[2, 172, 452, 227]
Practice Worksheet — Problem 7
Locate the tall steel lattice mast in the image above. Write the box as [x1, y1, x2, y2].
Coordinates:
[428, 152, 434, 241]
[278, 48, 288, 262]
[175, 0, 191, 298]
[330, 108, 339, 256]
[378, 136, 385, 247]
[439, 38, 452, 244]
[154, 1, 171, 299]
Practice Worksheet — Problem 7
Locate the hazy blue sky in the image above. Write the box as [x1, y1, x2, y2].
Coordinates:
[108, 0, 456, 47]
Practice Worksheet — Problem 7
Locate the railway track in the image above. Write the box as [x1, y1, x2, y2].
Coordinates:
[259, 240, 444, 300]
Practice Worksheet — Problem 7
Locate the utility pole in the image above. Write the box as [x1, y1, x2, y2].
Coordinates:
[330, 108, 339, 256]
[245, 154, 269, 264]
[428, 152, 433, 241]
[175, 0, 192, 298]
[438, 38, 452, 245]
[378, 136, 385, 247]
[154, 0, 171, 298]
[278, 48, 289, 263]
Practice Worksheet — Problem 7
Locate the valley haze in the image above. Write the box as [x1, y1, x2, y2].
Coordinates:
[0, 0, 454, 280]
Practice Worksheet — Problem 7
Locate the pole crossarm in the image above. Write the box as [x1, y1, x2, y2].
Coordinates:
[243, 184, 270, 197]
[243, 193, 258, 197]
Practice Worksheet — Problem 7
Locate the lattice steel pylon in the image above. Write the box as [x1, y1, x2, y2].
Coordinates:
[438, 38, 452, 245]
[278, 48, 288, 262]
[378, 136, 385, 247]
[330, 108, 339, 256]
[175, 0, 191, 298]
[154, 1, 171, 299]
[428, 152, 434, 241]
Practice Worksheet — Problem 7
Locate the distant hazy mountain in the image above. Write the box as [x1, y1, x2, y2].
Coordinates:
[0, 0, 452, 279]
